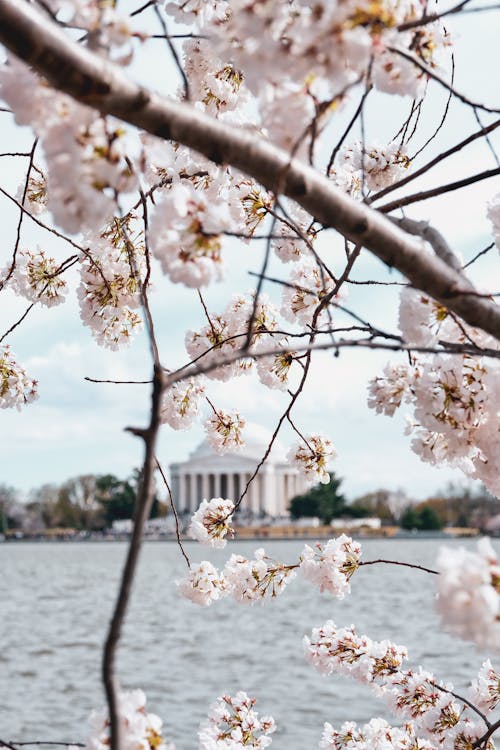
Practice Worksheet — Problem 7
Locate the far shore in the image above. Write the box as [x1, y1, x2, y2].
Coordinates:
[0, 524, 481, 543]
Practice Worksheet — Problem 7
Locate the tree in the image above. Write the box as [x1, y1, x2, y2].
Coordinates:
[290, 473, 346, 524]
[1, 2, 500, 750]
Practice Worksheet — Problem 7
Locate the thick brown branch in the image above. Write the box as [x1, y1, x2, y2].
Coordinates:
[1, 0, 500, 340]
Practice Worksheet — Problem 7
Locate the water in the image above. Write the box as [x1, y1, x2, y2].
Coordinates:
[0, 538, 493, 749]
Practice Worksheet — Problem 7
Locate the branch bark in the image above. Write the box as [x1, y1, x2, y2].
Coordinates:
[1, 0, 500, 340]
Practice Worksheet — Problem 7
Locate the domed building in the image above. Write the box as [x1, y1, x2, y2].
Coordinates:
[169, 424, 308, 519]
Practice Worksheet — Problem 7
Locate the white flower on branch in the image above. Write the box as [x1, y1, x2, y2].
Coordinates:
[304, 621, 407, 682]
[204, 408, 246, 455]
[198, 691, 275, 750]
[469, 660, 500, 714]
[86, 688, 174, 750]
[299, 535, 361, 598]
[177, 560, 226, 607]
[149, 181, 232, 288]
[436, 538, 500, 650]
[0, 344, 38, 410]
[188, 497, 235, 548]
[223, 547, 296, 604]
[287, 434, 334, 485]
[16, 172, 47, 216]
[320, 718, 435, 750]
[161, 377, 206, 430]
[7, 247, 67, 307]
[338, 141, 411, 192]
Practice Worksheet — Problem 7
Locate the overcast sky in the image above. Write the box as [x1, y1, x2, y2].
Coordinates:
[1, 2, 499, 502]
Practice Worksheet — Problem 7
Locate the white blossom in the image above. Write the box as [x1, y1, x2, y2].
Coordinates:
[300, 536, 361, 598]
[177, 560, 226, 606]
[204, 409, 246, 454]
[287, 434, 334, 485]
[223, 548, 296, 603]
[188, 497, 235, 548]
[161, 378, 206, 430]
[436, 538, 500, 649]
[0, 345, 38, 410]
[7, 248, 67, 307]
[199, 691, 275, 750]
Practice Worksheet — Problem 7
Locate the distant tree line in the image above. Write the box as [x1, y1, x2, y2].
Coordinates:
[0, 471, 168, 533]
[289, 474, 500, 530]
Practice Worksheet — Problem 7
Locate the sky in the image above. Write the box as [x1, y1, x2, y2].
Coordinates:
[1, 2, 500, 503]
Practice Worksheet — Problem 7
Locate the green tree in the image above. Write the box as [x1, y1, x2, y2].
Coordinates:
[418, 505, 444, 531]
[95, 474, 137, 527]
[400, 506, 421, 530]
[289, 473, 346, 524]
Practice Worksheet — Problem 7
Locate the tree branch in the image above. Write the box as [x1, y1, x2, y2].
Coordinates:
[1, 0, 500, 341]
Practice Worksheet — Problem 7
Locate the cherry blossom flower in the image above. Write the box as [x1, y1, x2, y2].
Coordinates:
[85, 688, 173, 750]
[469, 660, 500, 713]
[188, 497, 235, 548]
[304, 621, 407, 682]
[204, 409, 246, 454]
[177, 560, 226, 606]
[223, 547, 296, 604]
[199, 691, 275, 750]
[7, 248, 67, 307]
[161, 378, 206, 430]
[0, 345, 38, 410]
[287, 434, 334, 485]
[436, 538, 500, 649]
[299, 536, 361, 598]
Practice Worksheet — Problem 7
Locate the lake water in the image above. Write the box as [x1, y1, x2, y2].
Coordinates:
[0, 538, 495, 749]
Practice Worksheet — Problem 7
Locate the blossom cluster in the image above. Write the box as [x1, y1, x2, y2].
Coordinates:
[199, 691, 275, 750]
[85, 689, 173, 750]
[300, 536, 361, 598]
[320, 718, 435, 750]
[179, 535, 361, 606]
[5, 248, 67, 307]
[0, 345, 38, 410]
[305, 619, 496, 750]
[287, 434, 335, 485]
[178, 547, 297, 606]
[188, 497, 235, 548]
[436, 538, 500, 650]
[369, 286, 500, 496]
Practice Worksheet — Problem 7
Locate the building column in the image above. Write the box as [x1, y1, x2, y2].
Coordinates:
[249, 474, 260, 516]
[239, 473, 247, 510]
[214, 473, 222, 498]
[201, 473, 209, 501]
[189, 474, 197, 513]
[178, 471, 186, 513]
[262, 469, 273, 517]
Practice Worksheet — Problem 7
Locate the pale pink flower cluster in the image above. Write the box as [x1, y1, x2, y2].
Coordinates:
[182, 39, 247, 117]
[287, 435, 334, 485]
[272, 206, 311, 264]
[202, 0, 449, 105]
[85, 688, 173, 750]
[304, 621, 407, 681]
[469, 660, 500, 713]
[16, 172, 47, 216]
[337, 141, 411, 192]
[165, 0, 229, 27]
[281, 259, 337, 327]
[0, 56, 136, 236]
[148, 182, 232, 288]
[299, 536, 361, 598]
[223, 548, 297, 603]
[185, 293, 287, 386]
[177, 560, 226, 606]
[367, 363, 418, 417]
[436, 538, 500, 649]
[370, 283, 500, 495]
[77, 220, 145, 349]
[304, 622, 484, 750]
[161, 378, 206, 430]
[7, 248, 67, 307]
[204, 409, 246, 454]
[320, 718, 435, 750]
[178, 547, 296, 606]
[0, 345, 38, 410]
[188, 497, 235, 548]
[198, 692, 275, 750]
